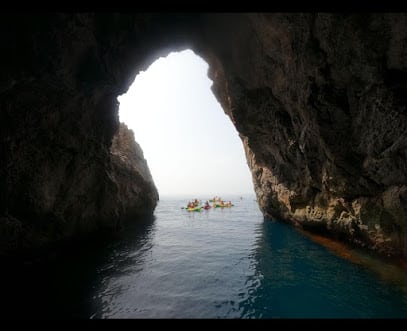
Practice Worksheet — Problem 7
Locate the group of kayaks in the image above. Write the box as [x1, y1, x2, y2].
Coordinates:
[183, 197, 234, 212]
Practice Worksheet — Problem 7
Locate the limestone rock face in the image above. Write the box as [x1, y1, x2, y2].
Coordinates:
[110, 123, 159, 218]
[0, 14, 162, 256]
[1, 13, 407, 258]
[200, 13, 407, 258]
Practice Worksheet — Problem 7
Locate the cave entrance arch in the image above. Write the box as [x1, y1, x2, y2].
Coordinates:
[118, 49, 254, 198]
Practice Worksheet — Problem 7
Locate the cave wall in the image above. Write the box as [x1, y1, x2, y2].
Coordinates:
[110, 123, 159, 218]
[198, 13, 407, 258]
[0, 14, 175, 255]
[1, 13, 407, 258]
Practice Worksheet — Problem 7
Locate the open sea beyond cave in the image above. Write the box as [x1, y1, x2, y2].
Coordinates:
[2, 195, 407, 318]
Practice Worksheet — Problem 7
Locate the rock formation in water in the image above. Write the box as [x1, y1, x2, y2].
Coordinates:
[0, 14, 161, 257]
[110, 123, 159, 219]
[201, 13, 407, 258]
[1, 13, 406, 259]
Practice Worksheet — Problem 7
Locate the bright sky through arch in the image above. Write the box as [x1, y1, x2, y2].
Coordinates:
[118, 49, 254, 197]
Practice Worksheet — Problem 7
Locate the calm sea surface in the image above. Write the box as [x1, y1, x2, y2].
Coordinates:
[2, 195, 407, 318]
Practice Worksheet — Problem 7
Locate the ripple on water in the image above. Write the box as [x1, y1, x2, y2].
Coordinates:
[1, 196, 407, 318]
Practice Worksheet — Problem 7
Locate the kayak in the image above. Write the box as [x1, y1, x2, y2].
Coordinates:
[214, 204, 234, 208]
[187, 207, 202, 212]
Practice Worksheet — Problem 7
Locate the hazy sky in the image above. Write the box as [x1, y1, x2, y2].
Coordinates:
[118, 49, 254, 197]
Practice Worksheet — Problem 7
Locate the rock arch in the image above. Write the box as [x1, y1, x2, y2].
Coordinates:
[1, 13, 407, 258]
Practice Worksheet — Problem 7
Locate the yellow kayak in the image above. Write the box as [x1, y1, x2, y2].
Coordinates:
[187, 207, 202, 212]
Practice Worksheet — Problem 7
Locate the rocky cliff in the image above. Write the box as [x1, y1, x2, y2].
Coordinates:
[200, 13, 407, 258]
[0, 14, 162, 257]
[1, 13, 406, 258]
[110, 123, 159, 219]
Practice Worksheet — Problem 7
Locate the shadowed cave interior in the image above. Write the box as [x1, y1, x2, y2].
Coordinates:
[1, 13, 407, 261]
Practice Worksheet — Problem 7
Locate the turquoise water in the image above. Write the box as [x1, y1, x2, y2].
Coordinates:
[2, 195, 407, 318]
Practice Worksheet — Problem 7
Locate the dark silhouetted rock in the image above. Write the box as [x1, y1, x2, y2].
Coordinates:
[202, 13, 407, 258]
[1, 13, 406, 258]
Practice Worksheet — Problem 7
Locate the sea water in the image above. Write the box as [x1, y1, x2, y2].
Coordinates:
[2, 195, 407, 318]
